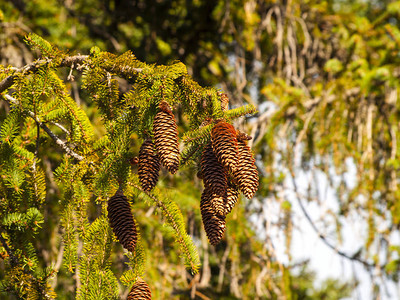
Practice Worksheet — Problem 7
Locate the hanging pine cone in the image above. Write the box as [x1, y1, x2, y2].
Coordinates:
[107, 190, 137, 252]
[138, 139, 161, 192]
[127, 279, 152, 300]
[201, 187, 225, 217]
[220, 92, 229, 111]
[201, 190, 226, 245]
[153, 101, 180, 174]
[211, 120, 238, 173]
[234, 133, 259, 199]
[224, 181, 240, 215]
[200, 143, 227, 196]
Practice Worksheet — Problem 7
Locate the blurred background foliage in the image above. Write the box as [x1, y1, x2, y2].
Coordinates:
[1, 0, 400, 299]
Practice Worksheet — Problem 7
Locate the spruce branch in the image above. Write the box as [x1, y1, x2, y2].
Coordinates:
[0, 55, 88, 93]
[3, 94, 84, 161]
[128, 181, 200, 274]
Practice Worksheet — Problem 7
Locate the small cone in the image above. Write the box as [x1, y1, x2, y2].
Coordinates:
[201, 190, 226, 245]
[153, 101, 180, 174]
[211, 120, 238, 173]
[200, 143, 227, 196]
[127, 279, 152, 300]
[234, 133, 259, 199]
[138, 139, 161, 191]
[220, 93, 229, 111]
[107, 190, 137, 252]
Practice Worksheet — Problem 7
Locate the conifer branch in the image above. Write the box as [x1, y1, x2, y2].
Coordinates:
[3, 94, 84, 161]
[0, 55, 88, 93]
[128, 182, 200, 273]
[0, 232, 19, 266]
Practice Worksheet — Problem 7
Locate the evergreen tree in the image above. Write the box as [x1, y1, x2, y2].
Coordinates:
[3, 0, 400, 298]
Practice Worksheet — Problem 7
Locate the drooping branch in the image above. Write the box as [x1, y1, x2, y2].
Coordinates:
[288, 168, 377, 269]
[127, 181, 200, 274]
[3, 94, 84, 161]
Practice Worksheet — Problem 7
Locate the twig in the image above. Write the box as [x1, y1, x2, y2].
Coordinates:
[288, 167, 376, 269]
[49, 121, 70, 135]
[3, 94, 84, 161]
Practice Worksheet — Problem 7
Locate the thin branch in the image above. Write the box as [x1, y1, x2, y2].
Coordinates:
[0, 54, 144, 94]
[0, 55, 88, 93]
[3, 94, 84, 161]
[49, 121, 70, 135]
[288, 168, 376, 269]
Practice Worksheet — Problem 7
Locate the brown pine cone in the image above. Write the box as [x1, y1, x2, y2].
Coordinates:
[224, 181, 240, 215]
[153, 101, 180, 174]
[201, 190, 226, 245]
[127, 279, 152, 300]
[138, 139, 161, 191]
[234, 133, 259, 199]
[201, 188, 225, 217]
[200, 143, 227, 196]
[220, 92, 229, 111]
[211, 120, 238, 173]
[107, 190, 137, 252]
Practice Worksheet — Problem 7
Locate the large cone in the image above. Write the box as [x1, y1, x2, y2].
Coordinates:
[127, 279, 152, 300]
[200, 143, 227, 196]
[201, 190, 226, 245]
[138, 139, 161, 192]
[153, 101, 180, 174]
[235, 133, 259, 199]
[211, 120, 238, 173]
[107, 190, 137, 252]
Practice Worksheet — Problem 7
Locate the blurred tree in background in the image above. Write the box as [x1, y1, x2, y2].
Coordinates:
[1, 0, 400, 299]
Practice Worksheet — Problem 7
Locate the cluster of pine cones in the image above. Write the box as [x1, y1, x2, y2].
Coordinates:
[199, 121, 259, 245]
[106, 101, 258, 298]
[107, 101, 178, 299]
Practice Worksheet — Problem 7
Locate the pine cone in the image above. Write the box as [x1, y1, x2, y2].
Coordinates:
[201, 190, 226, 245]
[138, 139, 161, 191]
[224, 181, 240, 215]
[220, 92, 229, 111]
[107, 190, 137, 252]
[234, 133, 259, 199]
[211, 120, 238, 173]
[153, 101, 180, 174]
[201, 187, 225, 217]
[127, 279, 152, 300]
[200, 143, 227, 196]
